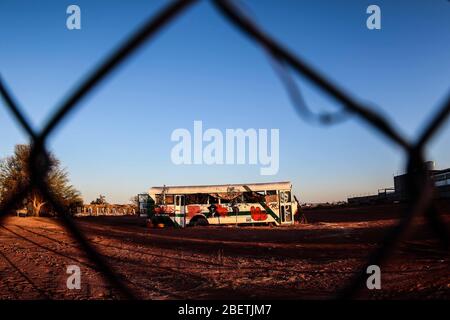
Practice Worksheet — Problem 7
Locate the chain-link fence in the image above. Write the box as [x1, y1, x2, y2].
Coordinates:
[0, 0, 449, 299]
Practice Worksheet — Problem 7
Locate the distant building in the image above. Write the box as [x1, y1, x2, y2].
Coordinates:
[348, 162, 450, 205]
[74, 204, 136, 216]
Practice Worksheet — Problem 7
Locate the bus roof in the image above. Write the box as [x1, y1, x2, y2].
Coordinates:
[149, 181, 291, 195]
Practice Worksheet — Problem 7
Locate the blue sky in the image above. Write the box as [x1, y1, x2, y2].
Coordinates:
[1, 0, 449, 203]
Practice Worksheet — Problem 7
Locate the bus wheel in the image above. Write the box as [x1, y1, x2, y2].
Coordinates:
[190, 216, 209, 227]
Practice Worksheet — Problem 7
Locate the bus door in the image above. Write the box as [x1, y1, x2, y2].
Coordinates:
[174, 195, 186, 227]
[279, 190, 292, 224]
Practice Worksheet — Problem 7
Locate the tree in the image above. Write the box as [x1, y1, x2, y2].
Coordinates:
[91, 194, 107, 205]
[129, 195, 139, 207]
[0, 144, 83, 216]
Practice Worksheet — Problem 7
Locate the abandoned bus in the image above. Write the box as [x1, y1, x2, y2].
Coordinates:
[142, 181, 296, 227]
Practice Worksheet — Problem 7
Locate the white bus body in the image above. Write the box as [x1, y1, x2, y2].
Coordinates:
[146, 181, 296, 227]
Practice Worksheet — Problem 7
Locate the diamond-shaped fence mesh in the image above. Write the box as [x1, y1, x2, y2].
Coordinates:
[0, 0, 449, 299]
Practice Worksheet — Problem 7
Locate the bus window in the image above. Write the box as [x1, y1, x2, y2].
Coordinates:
[208, 195, 219, 204]
[280, 191, 291, 203]
[198, 194, 208, 204]
[165, 195, 174, 205]
[186, 194, 194, 205]
[265, 190, 278, 203]
[186, 193, 208, 205]
[155, 194, 163, 205]
[244, 191, 265, 203]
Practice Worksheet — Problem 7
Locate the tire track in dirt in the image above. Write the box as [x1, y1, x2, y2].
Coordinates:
[15, 223, 327, 299]
[0, 225, 101, 299]
[18, 222, 442, 299]
[0, 226, 57, 299]
[28, 225, 232, 269]
[12, 223, 364, 298]
[10, 224, 219, 299]
[1, 224, 173, 298]
[79, 222, 377, 265]
[25, 225, 359, 279]
[4, 216, 448, 299]
[0, 247, 50, 299]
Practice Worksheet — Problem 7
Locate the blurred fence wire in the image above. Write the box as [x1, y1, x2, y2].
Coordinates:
[0, 0, 449, 299]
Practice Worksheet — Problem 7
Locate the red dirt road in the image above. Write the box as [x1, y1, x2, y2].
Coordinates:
[0, 204, 449, 299]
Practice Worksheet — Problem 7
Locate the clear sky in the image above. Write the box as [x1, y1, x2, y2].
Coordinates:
[1, 0, 449, 204]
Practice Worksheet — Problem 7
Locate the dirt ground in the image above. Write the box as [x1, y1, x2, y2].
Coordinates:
[0, 203, 449, 300]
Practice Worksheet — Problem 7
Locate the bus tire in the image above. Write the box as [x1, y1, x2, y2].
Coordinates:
[190, 216, 209, 227]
